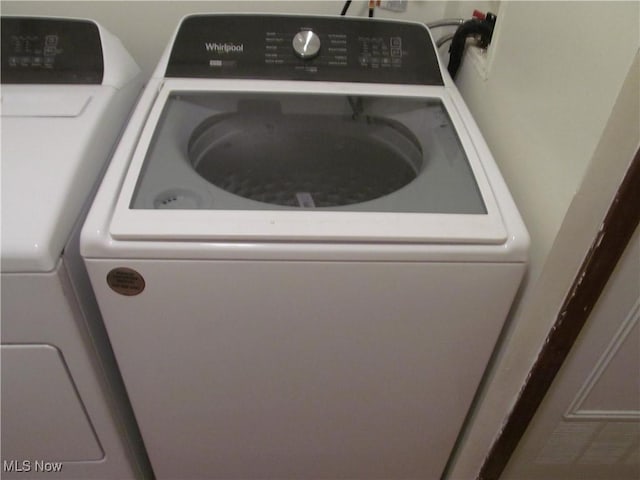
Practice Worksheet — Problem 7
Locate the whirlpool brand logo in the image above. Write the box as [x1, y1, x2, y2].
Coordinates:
[205, 42, 244, 54]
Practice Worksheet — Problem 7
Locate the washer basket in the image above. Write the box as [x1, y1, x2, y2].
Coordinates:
[188, 100, 424, 208]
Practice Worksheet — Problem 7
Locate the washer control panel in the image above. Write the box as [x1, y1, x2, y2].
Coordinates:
[1, 17, 104, 84]
[166, 15, 443, 85]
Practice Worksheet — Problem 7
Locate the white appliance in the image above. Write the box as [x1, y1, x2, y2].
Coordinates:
[82, 14, 529, 480]
[1, 16, 151, 479]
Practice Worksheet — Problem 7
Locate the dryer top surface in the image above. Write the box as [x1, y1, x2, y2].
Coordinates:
[1, 85, 117, 273]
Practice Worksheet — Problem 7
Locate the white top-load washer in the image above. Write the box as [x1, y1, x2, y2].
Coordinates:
[1, 16, 152, 479]
[82, 14, 529, 480]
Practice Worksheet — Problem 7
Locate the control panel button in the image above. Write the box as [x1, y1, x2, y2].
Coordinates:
[292, 30, 321, 59]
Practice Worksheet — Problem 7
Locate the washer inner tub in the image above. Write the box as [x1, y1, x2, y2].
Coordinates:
[188, 101, 424, 208]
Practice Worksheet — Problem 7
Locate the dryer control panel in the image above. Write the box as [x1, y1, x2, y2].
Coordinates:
[1, 17, 104, 84]
[166, 15, 443, 85]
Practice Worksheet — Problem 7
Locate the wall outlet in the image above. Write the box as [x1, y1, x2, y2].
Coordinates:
[467, 45, 491, 80]
[465, 6, 503, 81]
[379, 0, 408, 13]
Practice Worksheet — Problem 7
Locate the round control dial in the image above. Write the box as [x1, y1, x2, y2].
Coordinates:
[292, 30, 321, 59]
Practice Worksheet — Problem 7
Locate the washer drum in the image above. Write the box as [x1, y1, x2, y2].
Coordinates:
[188, 100, 424, 208]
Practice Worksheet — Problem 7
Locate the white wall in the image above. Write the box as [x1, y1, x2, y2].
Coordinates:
[444, 1, 640, 478]
[448, 1, 638, 276]
[1, 0, 449, 78]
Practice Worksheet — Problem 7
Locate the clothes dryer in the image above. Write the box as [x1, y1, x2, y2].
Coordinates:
[1, 16, 151, 479]
[82, 14, 529, 479]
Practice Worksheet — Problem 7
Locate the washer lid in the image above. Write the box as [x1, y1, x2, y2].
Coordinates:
[109, 81, 509, 245]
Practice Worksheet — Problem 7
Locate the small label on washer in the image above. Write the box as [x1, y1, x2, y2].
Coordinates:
[107, 268, 146, 296]
[296, 192, 316, 208]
